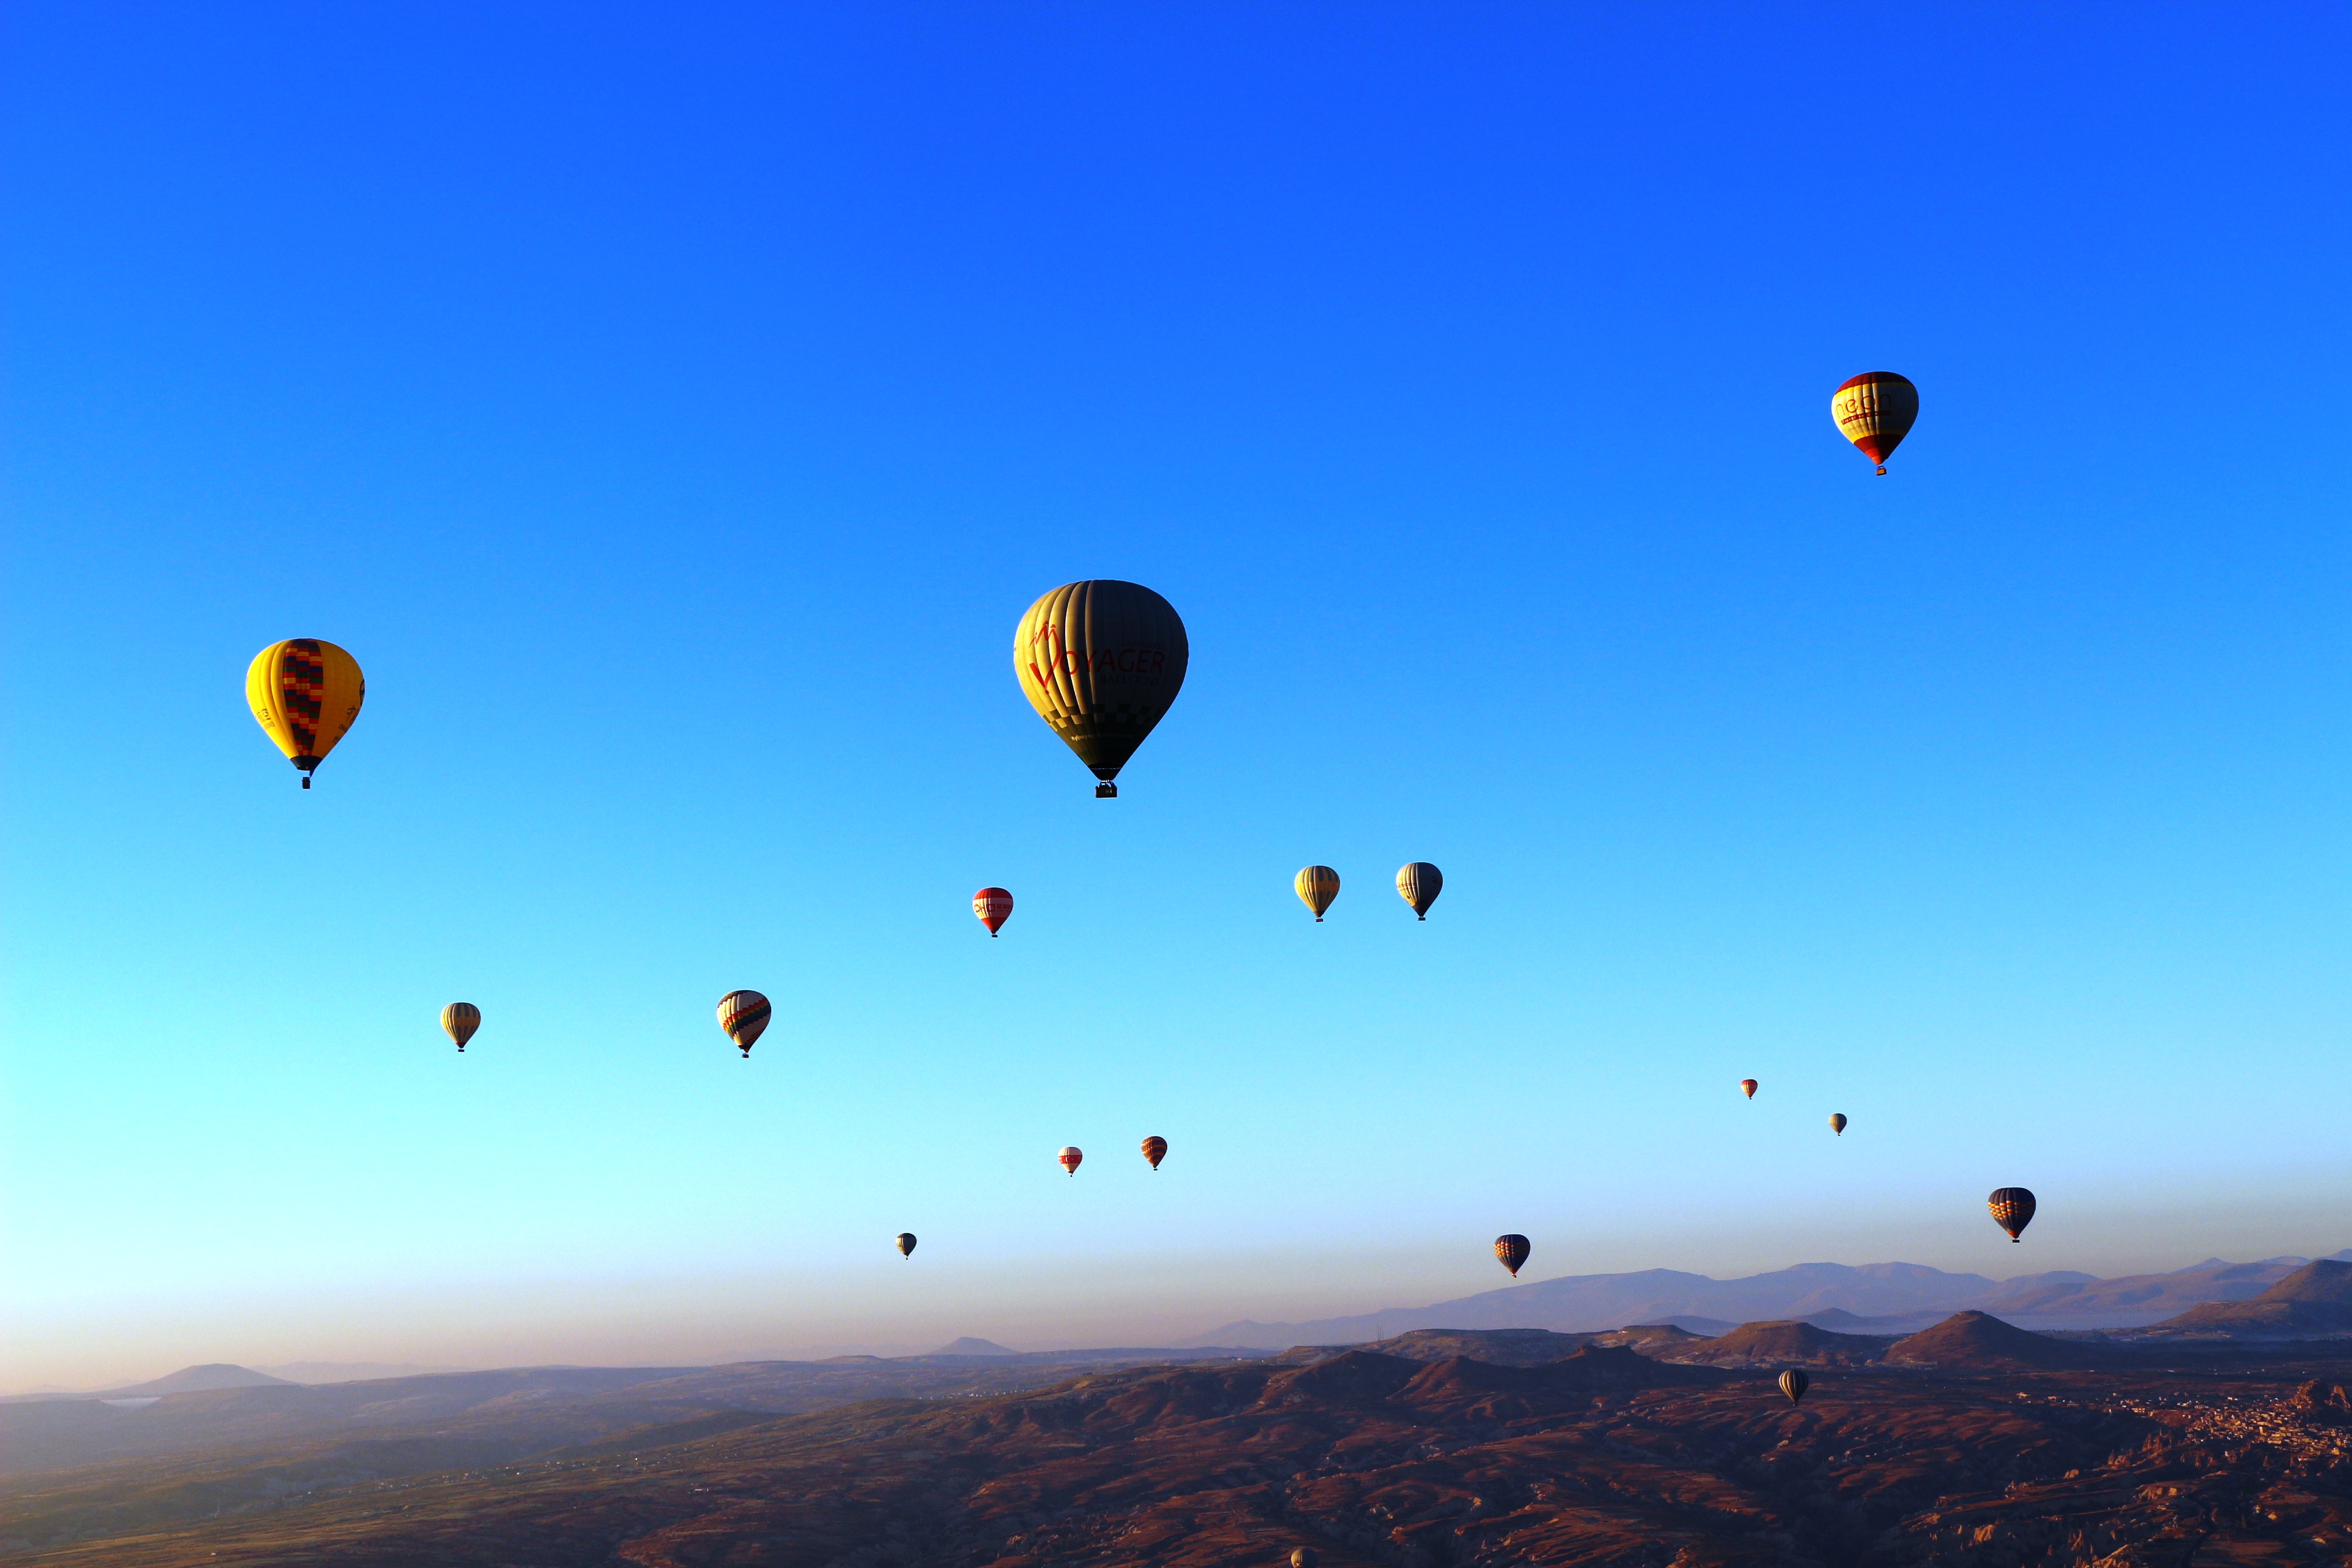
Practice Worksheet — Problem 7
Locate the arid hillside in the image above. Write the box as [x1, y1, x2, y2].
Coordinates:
[6, 1341, 2352, 1566]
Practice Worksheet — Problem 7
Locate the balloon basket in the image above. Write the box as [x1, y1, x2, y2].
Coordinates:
[1095, 782, 1117, 798]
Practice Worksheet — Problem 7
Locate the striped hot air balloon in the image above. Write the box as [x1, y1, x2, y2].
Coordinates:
[973, 887, 1013, 936]
[1740, 1079, 1758, 1099]
[440, 1002, 480, 1054]
[1494, 1234, 1531, 1277]
[1141, 1135, 1167, 1171]
[1395, 862, 1442, 919]
[1013, 581, 1189, 798]
[1058, 1145, 1083, 1176]
[246, 639, 364, 787]
[895, 1232, 917, 1258]
[1778, 1369, 1810, 1405]
[1831, 372, 1919, 474]
[1295, 866, 1340, 921]
[1988, 1187, 2036, 1243]
[717, 990, 771, 1058]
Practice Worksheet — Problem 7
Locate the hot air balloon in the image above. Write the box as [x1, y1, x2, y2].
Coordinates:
[1494, 1234, 1531, 1277]
[246, 639, 364, 787]
[440, 1002, 480, 1054]
[973, 887, 1013, 936]
[1396, 862, 1442, 919]
[1831, 372, 1918, 474]
[1141, 1135, 1167, 1171]
[1058, 1145, 1083, 1176]
[1778, 1369, 1810, 1405]
[1013, 581, 1188, 798]
[1740, 1079, 1759, 1099]
[1988, 1187, 2036, 1243]
[1291, 1551, 1320, 1568]
[717, 991, 770, 1058]
[1829, 1113, 1848, 1136]
[1295, 866, 1340, 921]
[896, 1232, 917, 1258]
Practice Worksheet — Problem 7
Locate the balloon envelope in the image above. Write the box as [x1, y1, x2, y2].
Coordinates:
[717, 991, 771, 1056]
[1058, 1145, 1083, 1175]
[973, 887, 1013, 936]
[440, 1002, 480, 1053]
[1396, 862, 1442, 919]
[246, 639, 364, 785]
[1740, 1079, 1758, 1099]
[1141, 1135, 1167, 1171]
[1494, 1233, 1531, 1276]
[1778, 1369, 1810, 1405]
[1291, 1552, 1320, 1568]
[1988, 1187, 2037, 1242]
[895, 1232, 917, 1258]
[1828, 1113, 1848, 1135]
[1831, 372, 1919, 473]
[1295, 866, 1340, 921]
[1013, 581, 1188, 796]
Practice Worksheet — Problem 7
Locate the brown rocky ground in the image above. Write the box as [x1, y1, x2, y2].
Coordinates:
[5, 1343, 2352, 1567]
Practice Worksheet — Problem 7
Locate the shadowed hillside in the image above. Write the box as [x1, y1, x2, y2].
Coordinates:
[1669, 1320, 1896, 1367]
[2149, 1260, 2352, 1337]
[1883, 1312, 2115, 1371]
[7, 1345, 2352, 1565]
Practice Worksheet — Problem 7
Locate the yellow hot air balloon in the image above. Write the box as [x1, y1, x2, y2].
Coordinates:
[1295, 865, 1340, 922]
[1396, 862, 1441, 919]
[440, 1002, 480, 1054]
[1831, 372, 1919, 475]
[1013, 581, 1188, 797]
[246, 639, 365, 787]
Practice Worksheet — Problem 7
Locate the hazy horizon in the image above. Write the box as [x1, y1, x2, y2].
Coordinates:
[7, 6, 2350, 1405]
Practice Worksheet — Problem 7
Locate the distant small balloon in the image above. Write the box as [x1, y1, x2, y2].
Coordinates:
[1290, 1551, 1320, 1568]
[896, 1232, 917, 1258]
[440, 1002, 480, 1054]
[1740, 1078, 1758, 1100]
[1831, 372, 1919, 475]
[1141, 1135, 1167, 1171]
[1295, 866, 1340, 922]
[1494, 1234, 1531, 1277]
[1778, 1369, 1810, 1405]
[1058, 1145, 1083, 1176]
[717, 991, 771, 1058]
[1988, 1187, 2037, 1243]
[1395, 862, 1442, 919]
[973, 887, 1013, 936]
[1828, 1113, 1848, 1136]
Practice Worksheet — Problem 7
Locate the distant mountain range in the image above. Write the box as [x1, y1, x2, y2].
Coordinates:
[1182, 1251, 2352, 1347]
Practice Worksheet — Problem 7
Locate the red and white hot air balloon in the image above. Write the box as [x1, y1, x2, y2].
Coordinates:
[1058, 1145, 1083, 1176]
[973, 887, 1013, 936]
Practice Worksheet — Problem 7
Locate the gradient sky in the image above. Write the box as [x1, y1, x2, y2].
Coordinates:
[5, 4, 2350, 1391]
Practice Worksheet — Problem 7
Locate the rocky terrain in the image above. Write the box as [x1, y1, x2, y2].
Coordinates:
[4, 1330, 2352, 1565]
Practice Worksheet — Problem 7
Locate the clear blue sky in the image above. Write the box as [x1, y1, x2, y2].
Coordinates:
[5, 4, 2349, 1388]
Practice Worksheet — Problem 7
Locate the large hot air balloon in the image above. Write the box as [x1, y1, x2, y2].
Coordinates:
[440, 1002, 480, 1054]
[1141, 1135, 1167, 1171]
[1740, 1078, 1759, 1099]
[1494, 1234, 1531, 1277]
[896, 1232, 917, 1258]
[1013, 581, 1188, 798]
[1295, 866, 1340, 921]
[1988, 1187, 2036, 1243]
[1828, 1113, 1848, 1136]
[1831, 372, 1919, 475]
[1778, 1369, 1810, 1405]
[973, 887, 1013, 936]
[717, 991, 770, 1058]
[246, 639, 364, 787]
[1396, 862, 1442, 919]
[1058, 1145, 1083, 1176]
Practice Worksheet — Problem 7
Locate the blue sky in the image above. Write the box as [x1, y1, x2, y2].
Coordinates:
[5, 3, 2349, 1388]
